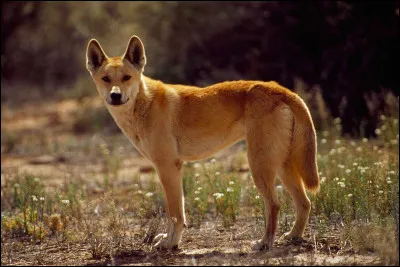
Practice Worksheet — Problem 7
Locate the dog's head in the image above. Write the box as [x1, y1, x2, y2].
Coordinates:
[86, 36, 146, 106]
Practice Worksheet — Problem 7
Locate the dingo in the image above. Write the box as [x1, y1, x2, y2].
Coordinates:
[86, 35, 320, 250]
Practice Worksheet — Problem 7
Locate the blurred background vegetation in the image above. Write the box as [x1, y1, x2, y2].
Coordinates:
[1, 1, 399, 137]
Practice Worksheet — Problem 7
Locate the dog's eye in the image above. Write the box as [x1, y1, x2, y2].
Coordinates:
[123, 75, 131, 81]
[102, 76, 111, 83]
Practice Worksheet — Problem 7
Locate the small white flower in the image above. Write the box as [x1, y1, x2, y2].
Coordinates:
[276, 185, 283, 191]
[145, 192, 154, 198]
[32, 195, 38, 202]
[255, 195, 260, 200]
[195, 173, 200, 178]
[334, 117, 341, 124]
[387, 180, 392, 184]
[340, 183, 345, 188]
[393, 119, 398, 125]
[356, 147, 362, 152]
[321, 139, 327, 144]
[40, 197, 45, 201]
[194, 197, 200, 201]
[194, 190, 200, 195]
[321, 177, 326, 183]
[323, 131, 329, 137]
[329, 149, 336, 155]
[197, 187, 202, 191]
[193, 163, 201, 169]
[373, 145, 378, 151]
[335, 140, 341, 145]
[348, 194, 353, 197]
[61, 199, 70, 204]
[334, 177, 339, 181]
[362, 138, 368, 143]
[133, 184, 139, 189]
[34, 177, 40, 183]
[388, 171, 396, 175]
[213, 192, 224, 199]
[229, 181, 235, 185]
[211, 158, 217, 163]
[215, 172, 221, 176]
[341, 177, 346, 181]
[378, 190, 383, 194]
[337, 164, 345, 169]
[375, 128, 382, 135]
[350, 141, 356, 146]
[227, 187, 234, 192]
[380, 114, 386, 121]
[14, 183, 20, 188]
[381, 125, 387, 131]
[390, 139, 398, 145]
[353, 162, 358, 166]
[137, 190, 143, 195]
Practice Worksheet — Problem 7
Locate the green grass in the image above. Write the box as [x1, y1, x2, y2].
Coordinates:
[1, 115, 399, 264]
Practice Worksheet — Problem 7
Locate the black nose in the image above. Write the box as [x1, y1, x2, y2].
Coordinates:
[110, 92, 121, 102]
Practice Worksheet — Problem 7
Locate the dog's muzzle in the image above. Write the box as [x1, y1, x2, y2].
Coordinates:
[109, 86, 123, 105]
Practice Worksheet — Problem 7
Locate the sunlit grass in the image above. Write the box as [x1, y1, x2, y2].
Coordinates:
[1, 114, 398, 264]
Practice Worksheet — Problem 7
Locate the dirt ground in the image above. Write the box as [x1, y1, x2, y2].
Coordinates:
[0, 97, 391, 266]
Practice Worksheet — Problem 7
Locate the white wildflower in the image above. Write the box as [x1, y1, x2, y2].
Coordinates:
[40, 197, 45, 201]
[195, 173, 200, 178]
[229, 181, 235, 185]
[194, 190, 200, 195]
[61, 199, 70, 204]
[211, 158, 217, 163]
[373, 145, 378, 151]
[145, 192, 154, 198]
[380, 114, 386, 121]
[335, 140, 341, 145]
[323, 131, 329, 137]
[356, 147, 362, 152]
[387, 180, 392, 184]
[390, 139, 398, 145]
[194, 197, 200, 201]
[378, 190, 383, 194]
[321, 138, 327, 144]
[227, 187, 234, 192]
[334, 177, 339, 181]
[353, 162, 358, 166]
[337, 164, 345, 169]
[334, 117, 341, 124]
[321, 177, 326, 183]
[197, 187, 202, 191]
[215, 172, 221, 176]
[362, 138, 368, 143]
[213, 192, 224, 199]
[348, 194, 353, 197]
[32, 195, 38, 202]
[350, 141, 356, 146]
[255, 195, 260, 200]
[193, 163, 201, 169]
[375, 128, 382, 135]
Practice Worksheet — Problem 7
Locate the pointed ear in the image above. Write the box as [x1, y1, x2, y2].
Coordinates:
[123, 35, 146, 71]
[86, 39, 107, 73]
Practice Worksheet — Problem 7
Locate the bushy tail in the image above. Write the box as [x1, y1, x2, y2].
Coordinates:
[285, 94, 320, 192]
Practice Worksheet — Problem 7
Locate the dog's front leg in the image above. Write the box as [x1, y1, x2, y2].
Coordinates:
[153, 160, 185, 250]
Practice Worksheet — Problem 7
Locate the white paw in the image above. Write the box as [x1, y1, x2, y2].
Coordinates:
[252, 239, 270, 251]
[153, 233, 179, 250]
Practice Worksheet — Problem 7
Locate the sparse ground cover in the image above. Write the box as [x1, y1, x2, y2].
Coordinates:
[1, 96, 399, 266]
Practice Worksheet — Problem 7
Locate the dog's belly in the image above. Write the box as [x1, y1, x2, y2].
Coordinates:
[177, 121, 245, 161]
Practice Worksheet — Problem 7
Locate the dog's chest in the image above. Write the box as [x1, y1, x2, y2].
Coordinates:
[107, 107, 151, 158]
